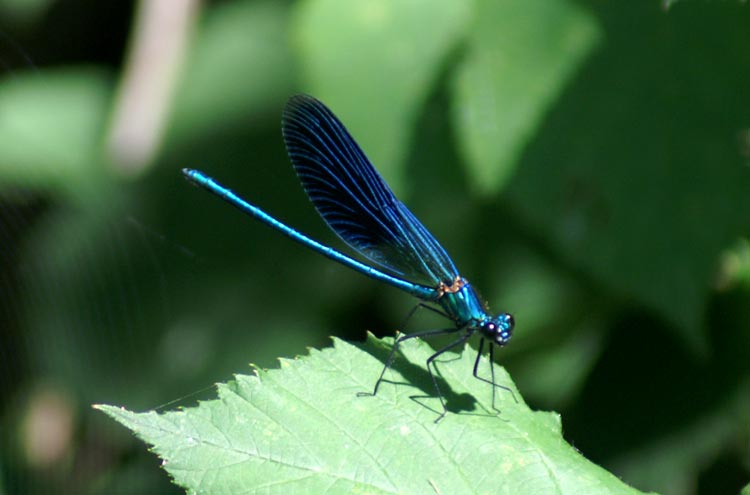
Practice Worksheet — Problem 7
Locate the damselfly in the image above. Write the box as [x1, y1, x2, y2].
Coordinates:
[183, 95, 515, 421]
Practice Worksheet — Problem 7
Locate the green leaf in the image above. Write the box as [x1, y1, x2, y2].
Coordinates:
[98, 336, 652, 495]
[504, 4, 750, 350]
[0, 68, 113, 197]
[608, 379, 750, 495]
[717, 238, 750, 290]
[452, 0, 601, 194]
[291, 0, 470, 194]
[166, 0, 295, 148]
[0, 0, 55, 26]
[741, 482, 750, 495]
[515, 323, 604, 408]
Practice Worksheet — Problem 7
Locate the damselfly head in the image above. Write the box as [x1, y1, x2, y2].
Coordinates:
[480, 313, 514, 346]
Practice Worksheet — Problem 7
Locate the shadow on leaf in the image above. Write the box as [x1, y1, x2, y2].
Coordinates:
[353, 336, 480, 416]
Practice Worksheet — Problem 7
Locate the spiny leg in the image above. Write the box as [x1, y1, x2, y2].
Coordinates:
[359, 327, 460, 398]
[427, 332, 473, 422]
[360, 302, 452, 397]
[472, 339, 517, 411]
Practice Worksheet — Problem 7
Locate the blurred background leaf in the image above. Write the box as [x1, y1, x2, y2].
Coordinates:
[166, 0, 295, 149]
[0, 1, 748, 494]
[292, 0, 470, 194]
[453, 0, 601, 194]
[0, 0, 55, 27]
[506, 2, 750, 351]
[0, 68, 113, 199]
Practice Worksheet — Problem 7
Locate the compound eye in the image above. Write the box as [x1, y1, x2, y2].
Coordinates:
[504, 314, 515, 330]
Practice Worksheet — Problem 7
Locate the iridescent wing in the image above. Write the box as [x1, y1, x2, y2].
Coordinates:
[282, 95, 459, 287]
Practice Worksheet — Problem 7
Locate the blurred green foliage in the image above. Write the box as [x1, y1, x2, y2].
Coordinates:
[0, 1, 748, 494]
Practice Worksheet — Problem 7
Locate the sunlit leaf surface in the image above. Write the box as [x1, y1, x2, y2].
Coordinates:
[99, 337, 650, 495]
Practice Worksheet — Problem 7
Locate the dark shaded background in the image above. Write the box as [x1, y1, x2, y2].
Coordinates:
[0, 1, 748, 494]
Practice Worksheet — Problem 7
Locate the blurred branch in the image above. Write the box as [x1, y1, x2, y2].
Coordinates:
[106, 0, 200, 176]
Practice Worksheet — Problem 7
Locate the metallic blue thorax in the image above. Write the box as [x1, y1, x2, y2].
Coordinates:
[436, 278, 489, 328]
